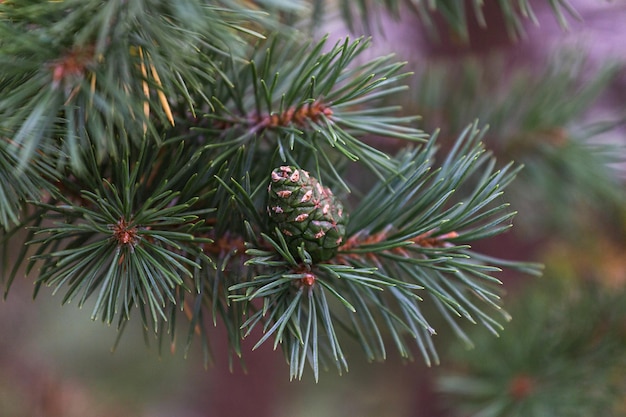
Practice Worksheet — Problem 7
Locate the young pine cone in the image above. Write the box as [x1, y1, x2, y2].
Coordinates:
[267, 166, 346, 262]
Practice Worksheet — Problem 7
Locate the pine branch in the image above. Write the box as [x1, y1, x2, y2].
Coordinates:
[3, 113, 537, 380]
[438, 278, 626, 417]
[195, 35, 427, 188]
[0, 141, 56, 229]
[0, 0, 267, 171]
[311, 0, 580, 41]
[23, 141, 214, 331]
[228, 122, 540, 379]
[1, 0, 545, 380]
[412, 54, 626, 233]
[414, 53, 620, 138]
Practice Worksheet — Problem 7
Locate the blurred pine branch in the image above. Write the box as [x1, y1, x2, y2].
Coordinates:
[311, 0, 579, 40]
[438, 275, 626, 417]
[410, 53, 626, 234]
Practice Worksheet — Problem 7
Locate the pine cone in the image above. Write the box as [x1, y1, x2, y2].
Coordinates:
[267, 166, 346, 262]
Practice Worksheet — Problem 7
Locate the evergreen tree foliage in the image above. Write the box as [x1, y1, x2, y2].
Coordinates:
[411, 54, 625, 232]
[438, 278, 626, 417]
[1, 0, 622, 393]
[316, 0, 579, 40]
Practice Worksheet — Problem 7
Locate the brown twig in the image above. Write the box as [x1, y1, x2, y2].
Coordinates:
[338, 227, 459, 262]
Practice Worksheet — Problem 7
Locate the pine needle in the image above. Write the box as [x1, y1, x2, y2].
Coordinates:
[149, 60, 175, 126]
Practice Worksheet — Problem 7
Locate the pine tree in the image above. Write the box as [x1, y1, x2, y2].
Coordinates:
[1, 0, 625, 414]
